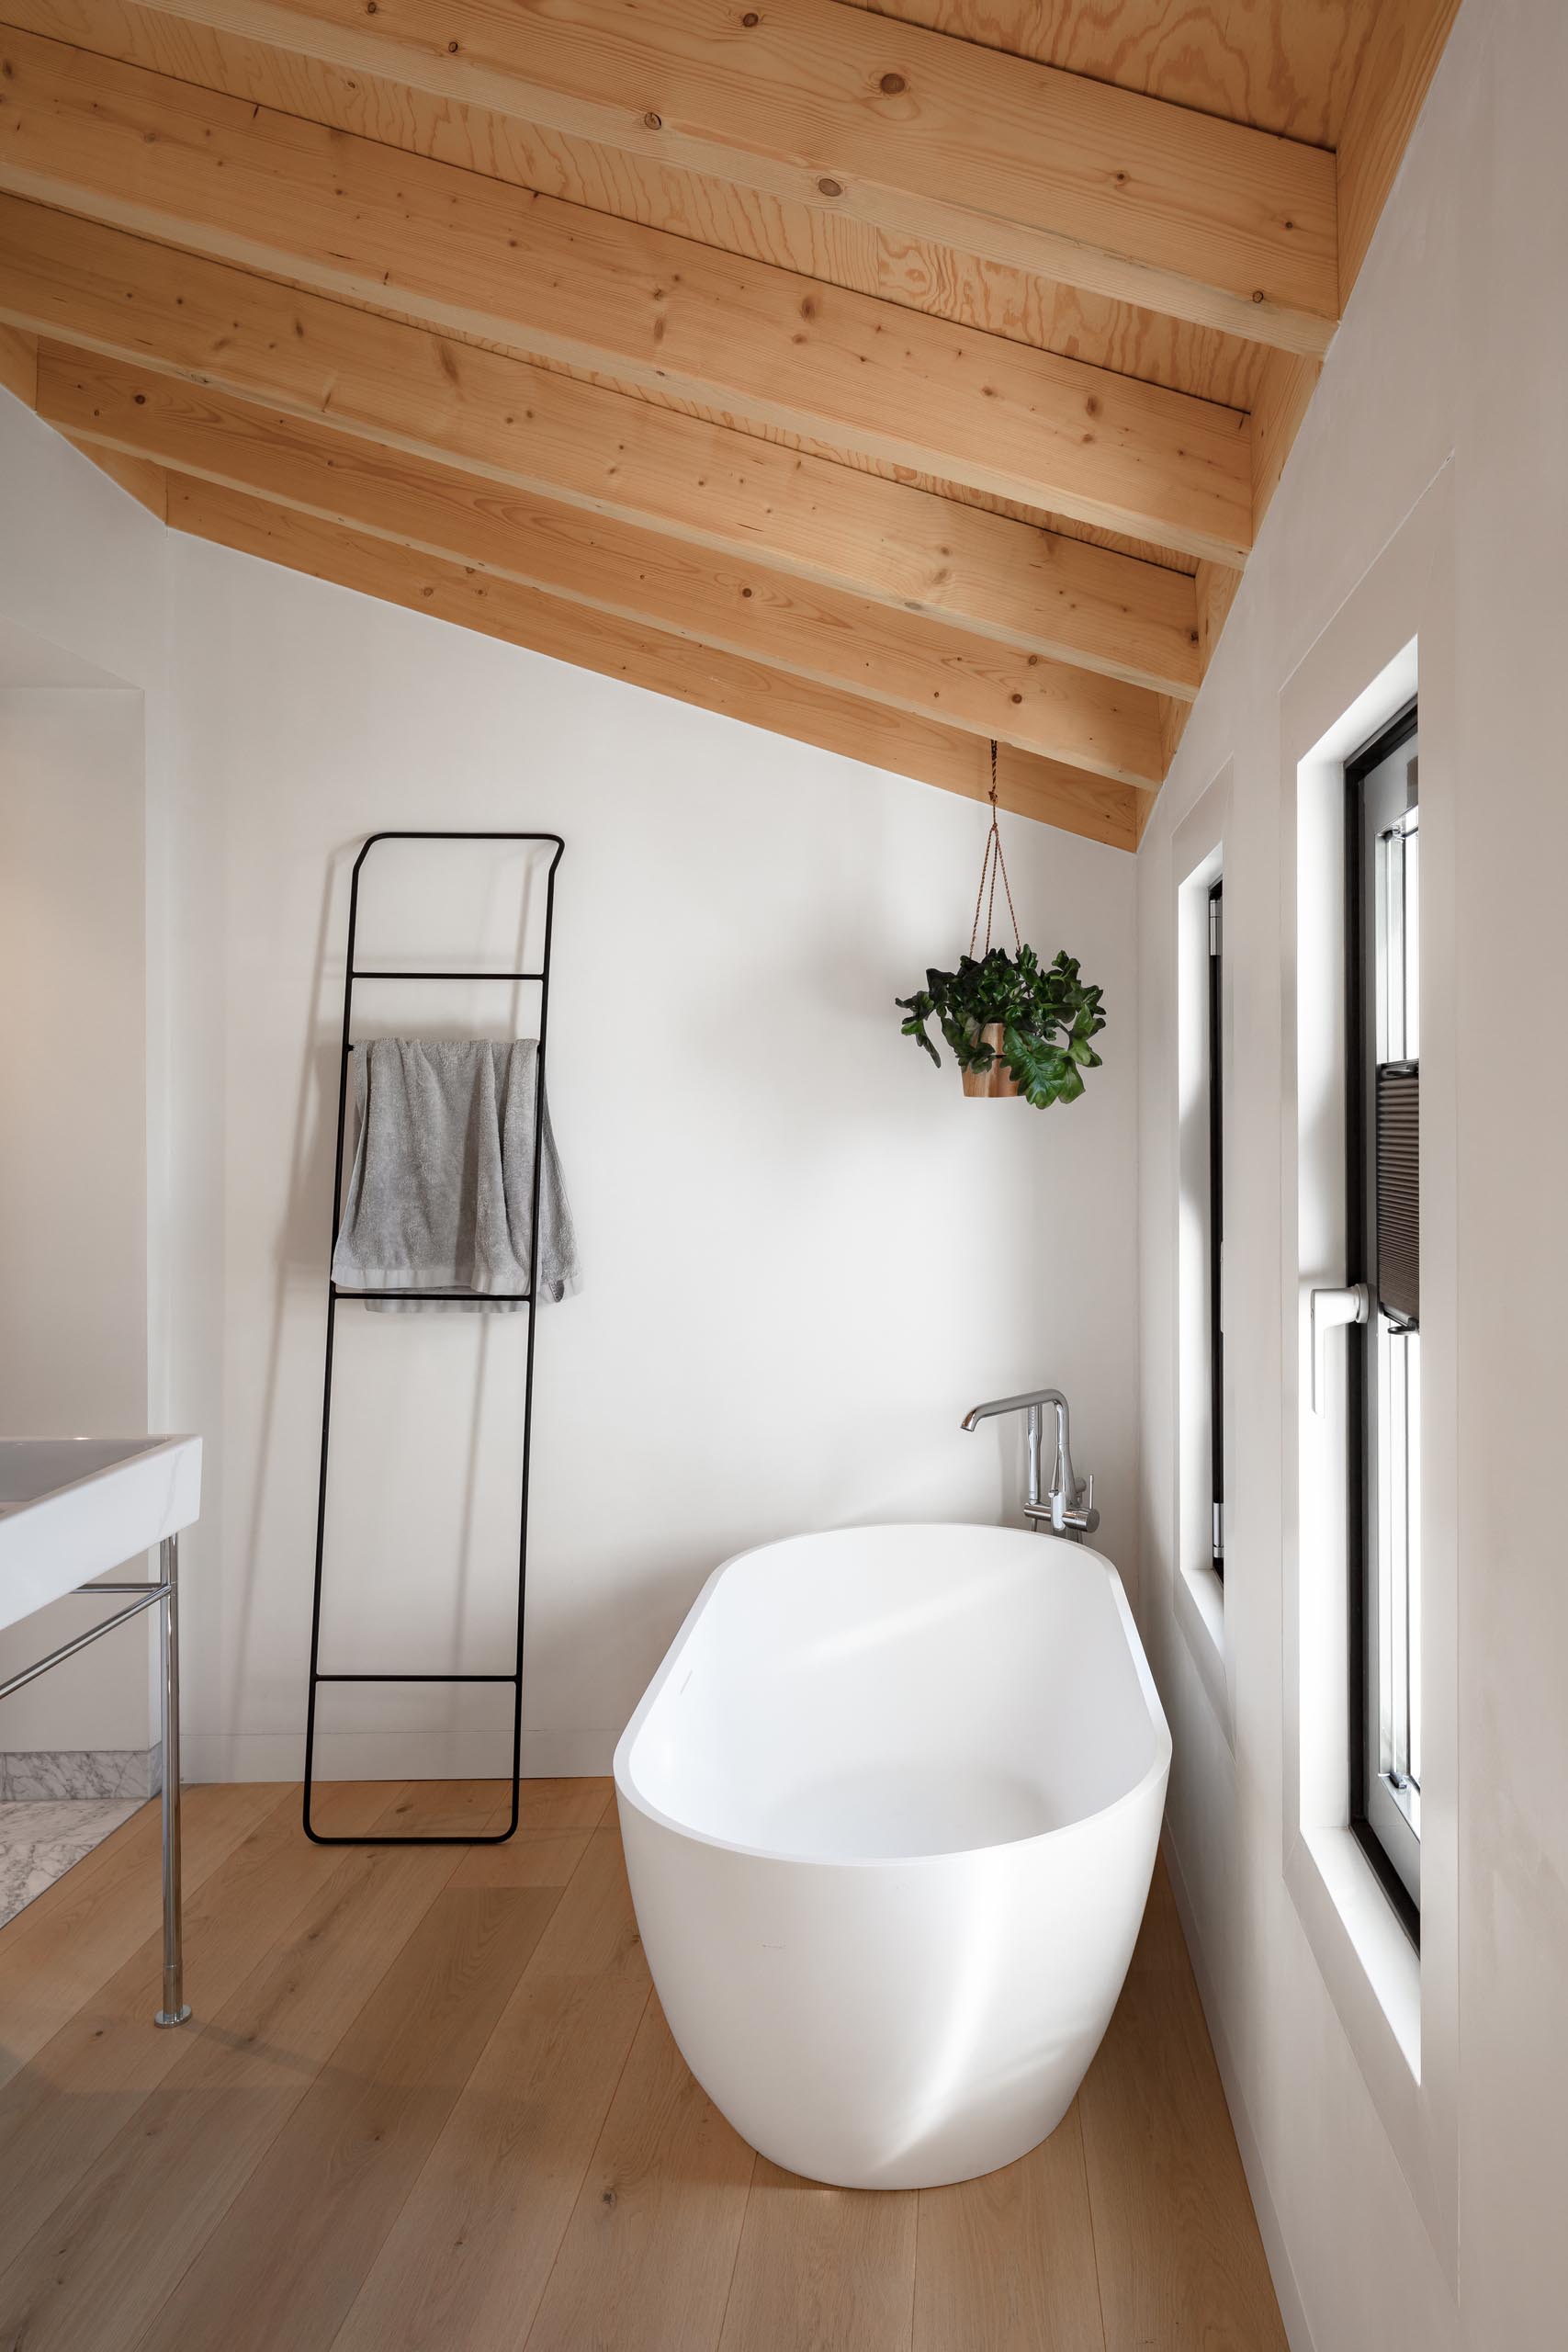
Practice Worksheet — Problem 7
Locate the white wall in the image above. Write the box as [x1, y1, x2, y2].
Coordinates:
[167, 537, 1140, 1779]
[6, 2, 1566, 2333]
[0, 687, 149, 1747]
[0, 387, 1140, 1790]
[1134, 3, 1568, 2347]
[0, 403, 178, 1760]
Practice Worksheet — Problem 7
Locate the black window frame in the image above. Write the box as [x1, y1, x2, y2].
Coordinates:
[1345, 701, 1421, 1945]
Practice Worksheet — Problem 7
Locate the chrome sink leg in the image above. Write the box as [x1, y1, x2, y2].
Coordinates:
[154, 1533, 190, 2027]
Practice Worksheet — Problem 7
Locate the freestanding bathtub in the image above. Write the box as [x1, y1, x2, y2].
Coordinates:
[614, 1522, 1170, 2190]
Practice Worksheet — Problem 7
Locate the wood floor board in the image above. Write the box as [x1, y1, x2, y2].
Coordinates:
[321, 1775, 507, 1839]
[913, 2101, 1106, 2352]
[0, 1792, 1289, 2352]
[334, 1796, 649, 2349]
[721, 2159, 918, 2352]
[333, 1953, 651, 2346]
[524, 1997, 758, 2352]
[0, 1784, 385, 2277]
[1078, 1941, 1290, 2351]
[450, 1822, 597, 1889]
[519, 1775, 617, 1829]
[522, 1824, 650, 1985]
[311, 1775, 614, 1843]
[0, 1783, 283, 2090]
[133, 1883, 562, 2352]
[1128, 1846, 1190, 1976]
[308, 1778, 411, 1835]
[0, 1837, 461, 2352]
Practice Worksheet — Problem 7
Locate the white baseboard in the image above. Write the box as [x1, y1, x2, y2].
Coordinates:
[1161, 1828, 1317, 2352]
[181, 1725, 616, 1782]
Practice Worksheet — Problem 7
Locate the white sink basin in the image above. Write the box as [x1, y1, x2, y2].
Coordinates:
[0, 1436, 202, 1632]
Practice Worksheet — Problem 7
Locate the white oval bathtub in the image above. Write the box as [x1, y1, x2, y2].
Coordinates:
[613, 1522, 1170, 2190]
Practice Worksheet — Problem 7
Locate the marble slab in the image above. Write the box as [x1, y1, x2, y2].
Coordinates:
[0, 1798, 142, 1928]
[0, 1745, 161, 1802]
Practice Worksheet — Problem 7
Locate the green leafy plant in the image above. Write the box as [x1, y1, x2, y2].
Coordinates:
[896, 944, 1106, 1109]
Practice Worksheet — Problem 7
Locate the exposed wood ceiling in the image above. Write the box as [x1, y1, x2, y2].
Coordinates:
[0, 0, 1460, 850]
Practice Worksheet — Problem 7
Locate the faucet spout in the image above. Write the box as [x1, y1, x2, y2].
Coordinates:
[960, 1385, 1099, 1541]
[960, 1386, 1067, 1434]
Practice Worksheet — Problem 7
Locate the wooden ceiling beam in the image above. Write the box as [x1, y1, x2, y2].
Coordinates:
[1192, 560, 1243, 673]
[0, 28, 1252, 562]
[39, 345, 1168, 783]
[0, 315, 165, 511]
[168, 475, 1144, 849]
[0, 0, 1269, 419]
[0, 318, 35, 404]
[122, 0, 1338, 357]
[0, 198, 1202, 700]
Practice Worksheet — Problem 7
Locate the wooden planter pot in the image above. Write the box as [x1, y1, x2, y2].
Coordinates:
[961, 1022, 1021, 1099]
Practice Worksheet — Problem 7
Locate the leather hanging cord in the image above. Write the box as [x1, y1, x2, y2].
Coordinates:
[967, 741, 1022, 958]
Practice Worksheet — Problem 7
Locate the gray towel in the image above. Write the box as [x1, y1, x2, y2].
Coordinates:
[332, 1039, 580, 1311]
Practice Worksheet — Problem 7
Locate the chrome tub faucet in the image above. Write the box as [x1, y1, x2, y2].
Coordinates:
[961, 1386, 1100, 1541]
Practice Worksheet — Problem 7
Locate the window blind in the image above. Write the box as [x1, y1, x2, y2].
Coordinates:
[1376, 1061, 1419, 1324]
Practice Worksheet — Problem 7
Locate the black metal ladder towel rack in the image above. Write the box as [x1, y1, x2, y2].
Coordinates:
[302, 829, 565, 1846]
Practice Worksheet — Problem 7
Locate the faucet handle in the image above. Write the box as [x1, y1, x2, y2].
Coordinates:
[1309, 1283, 1371, 1414]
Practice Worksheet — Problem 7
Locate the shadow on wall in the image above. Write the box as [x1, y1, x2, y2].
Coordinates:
[228, 836, 556, 1767]
[210, 760, 1127, 1778]
[225, 843, 337, 1746]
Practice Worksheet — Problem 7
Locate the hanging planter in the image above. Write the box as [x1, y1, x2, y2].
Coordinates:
[961, 1023, 1021, 1100]
[896, 745, 1107, 1110]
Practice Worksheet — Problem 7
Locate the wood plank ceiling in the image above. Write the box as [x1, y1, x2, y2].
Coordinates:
[0, 0, 1460, 850]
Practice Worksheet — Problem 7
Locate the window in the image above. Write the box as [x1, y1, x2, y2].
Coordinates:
[1174, 781, 1229, 1724]
[1347, 707, 1420, 1933]
[1208, 879, 1224, 1576]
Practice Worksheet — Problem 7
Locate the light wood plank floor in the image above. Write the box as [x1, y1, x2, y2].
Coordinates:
[0, 1780, 1288, 2352]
